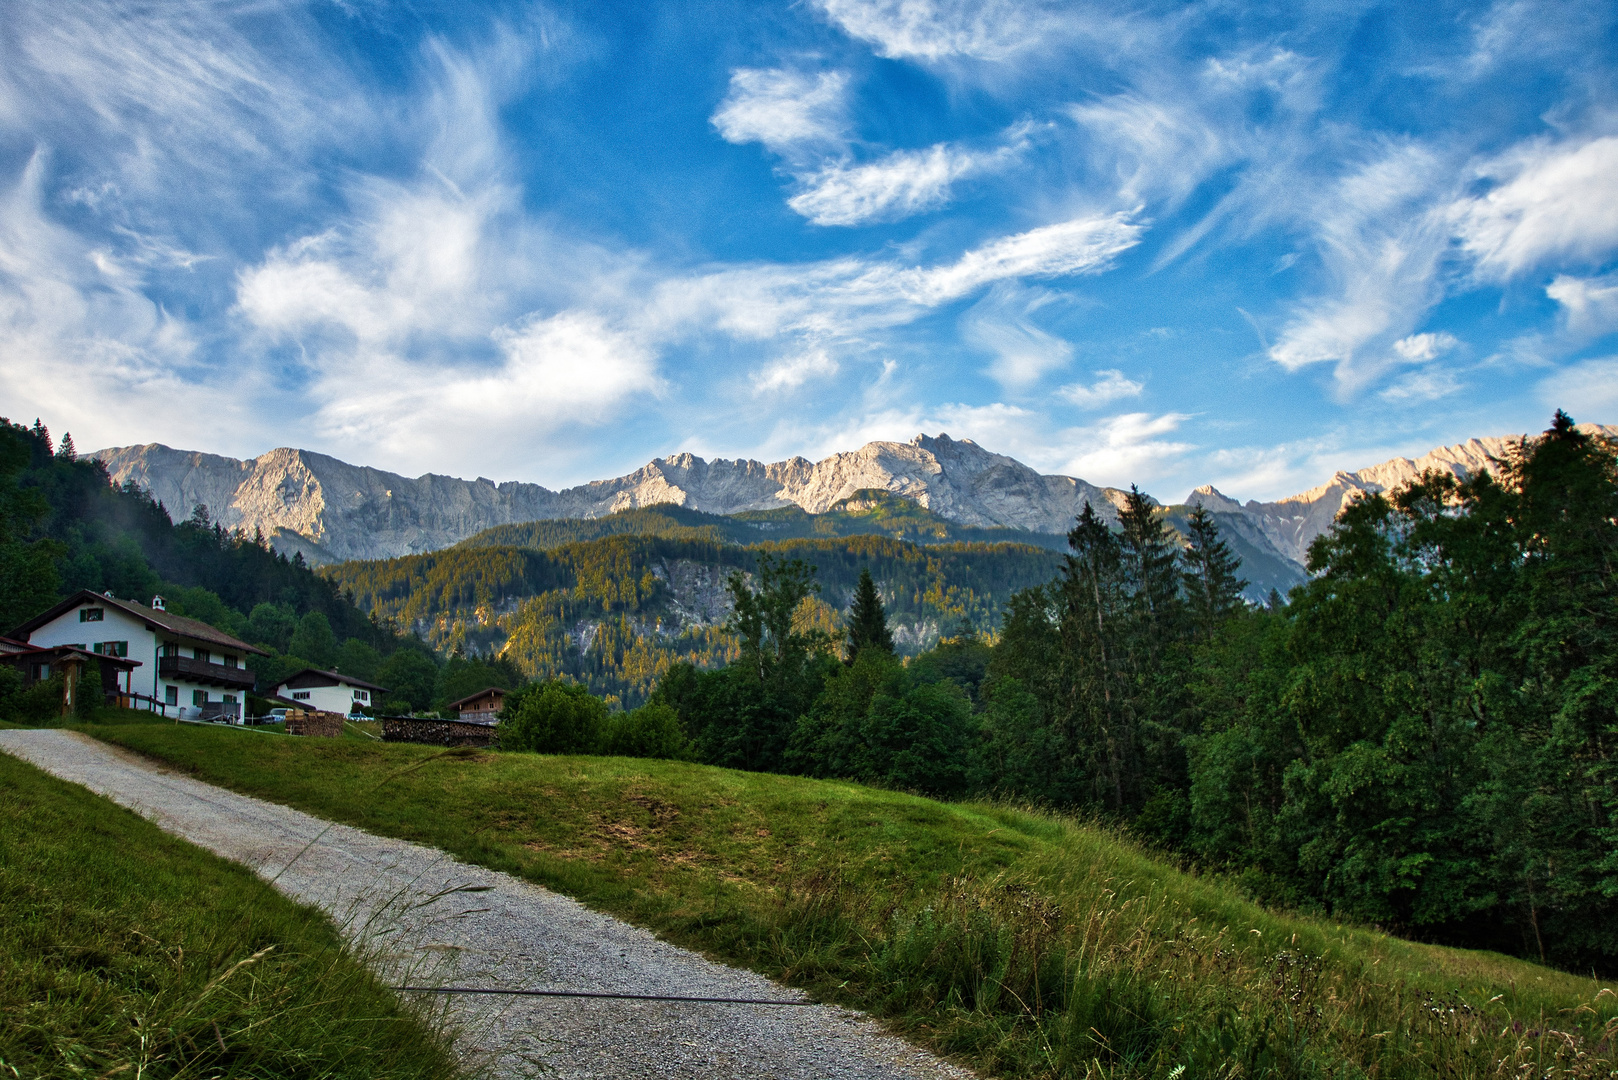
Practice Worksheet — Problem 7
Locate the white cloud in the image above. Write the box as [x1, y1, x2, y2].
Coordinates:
[787, 138, 1023, 226]
[0, 148, 249, 451]
[1266, 142, 1451, 392]
[1059, 369, 1144, 409]
[962, 283, 1072, 389]
[309, 309, 661, 467]
[755, 348, 840, 392]
[1050, 411, 1193, 486]
[1452, 135, 1618, 280]
[810, 0, 1077, 62]
[1391, 331, 1460, 363]
[711, 64, 1032, 226]
[655, 210, 1144, 345]
[237, 182, 511, 347]
[488, 310, 660, 409]
[1066, 95, 1230, 206]
[1379, 367, 1463, 402]
[711, 68, 849, 159]
[1546, 272, 1618, 336]
[1536, 356, 1618, 420]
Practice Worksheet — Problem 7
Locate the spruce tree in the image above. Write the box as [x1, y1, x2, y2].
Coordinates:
[1182, 505, 1247, 634]
[845, 567, 894, 660]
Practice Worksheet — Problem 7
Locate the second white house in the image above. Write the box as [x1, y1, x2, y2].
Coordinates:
[273, 668, 389, 715]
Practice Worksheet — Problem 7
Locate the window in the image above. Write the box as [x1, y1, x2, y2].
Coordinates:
[194, 648, 211, 664]
[193, 690, 208, 706]
[94, 641, 128, 658]
[80, 608, 104, 622]
[31, 663, 49, 680]
[161, 642, 178, 658]
[222, 694, 237, 705]
[223, 654, 238, 668]
[164, 685, 178, 705]
[353, 689, 370, 702]
[292, 690, 311, 701]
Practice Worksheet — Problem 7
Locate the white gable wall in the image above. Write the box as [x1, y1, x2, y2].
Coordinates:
[278, 680, 372, 715]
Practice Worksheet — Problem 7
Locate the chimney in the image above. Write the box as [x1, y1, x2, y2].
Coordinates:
[151, 595, 166, 611]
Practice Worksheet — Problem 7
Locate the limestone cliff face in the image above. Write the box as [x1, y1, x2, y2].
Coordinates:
[94, 425, 1616, 568]
[94, 443, 565, 563]
[1185, 427, 1617, 565]
[94, 434, 1129, 563]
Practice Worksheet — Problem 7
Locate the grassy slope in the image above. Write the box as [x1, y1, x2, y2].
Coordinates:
[95, 725, 1617, 1079]
[0, 748, 460, 1080]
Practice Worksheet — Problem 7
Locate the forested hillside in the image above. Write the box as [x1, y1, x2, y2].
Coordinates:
[323, 534, 1063, 705]
[458, 491, 1073, 551]
[0, 416, 482, 714]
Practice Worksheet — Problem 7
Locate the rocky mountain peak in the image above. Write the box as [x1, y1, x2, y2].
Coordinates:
[94, 423, 1615, 569]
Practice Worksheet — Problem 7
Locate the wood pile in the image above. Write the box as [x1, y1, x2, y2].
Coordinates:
[380, 716, 498, 748]
[285, 709, 346, 737]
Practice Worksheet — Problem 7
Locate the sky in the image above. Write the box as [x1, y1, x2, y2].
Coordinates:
[1, 0, 1615, 503]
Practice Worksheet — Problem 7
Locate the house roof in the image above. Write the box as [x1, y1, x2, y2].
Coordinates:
[276, 668, 390, 693]
[0, 643, 142, 670]
[8, 591, 266, 656]
[448, 686, 508, 711]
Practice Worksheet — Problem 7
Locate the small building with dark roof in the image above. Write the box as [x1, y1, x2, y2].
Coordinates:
[10, 590, 265, 722]
[447, 686, 507, 724]
[274, 668, 390, 715]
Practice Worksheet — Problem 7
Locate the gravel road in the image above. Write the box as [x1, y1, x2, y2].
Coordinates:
[0, 729, 974, 1080]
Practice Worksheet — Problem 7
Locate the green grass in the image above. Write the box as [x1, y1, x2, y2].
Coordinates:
[0, 749, 462, 1079]
[94, 724, 1618, 1080]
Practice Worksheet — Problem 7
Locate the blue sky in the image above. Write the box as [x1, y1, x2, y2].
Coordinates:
[1, 0, 1615, 502]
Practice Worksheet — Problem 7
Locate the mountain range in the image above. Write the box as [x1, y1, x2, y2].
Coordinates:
[93, 425, 1616, 577]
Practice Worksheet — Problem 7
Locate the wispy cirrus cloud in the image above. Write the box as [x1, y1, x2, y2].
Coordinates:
[1451, 135, 1618, 281]
[1546, 272, 1618, 336]
[787, 135, 1029, 226]
[1264, 142, 1454, 392]
[712, 65, 1028, 226]
[711, 68, 851, 160]
[1060, 370, 1144, 409]
[655, 210, 1144, 342]
[809, 0, 1107, 63]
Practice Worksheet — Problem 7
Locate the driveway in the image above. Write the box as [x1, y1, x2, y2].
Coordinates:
[0, 729, 974, 1080]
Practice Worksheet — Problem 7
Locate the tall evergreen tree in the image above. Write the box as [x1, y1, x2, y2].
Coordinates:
[1057, 501, 1130, 809]
[845, 566, 894, 659]
[1182, 505, 1248, 635]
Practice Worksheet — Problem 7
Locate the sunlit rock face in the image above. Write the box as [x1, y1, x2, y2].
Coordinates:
[93, 433, 1128, 563]
[93, 426, 1616, 567]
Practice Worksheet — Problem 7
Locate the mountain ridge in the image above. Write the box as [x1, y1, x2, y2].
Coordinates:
[94, 424, 1615, 572]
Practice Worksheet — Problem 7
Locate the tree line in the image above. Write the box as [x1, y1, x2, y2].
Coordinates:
[494, 413, 1617, 974]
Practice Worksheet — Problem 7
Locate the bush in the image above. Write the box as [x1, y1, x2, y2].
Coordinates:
[499, 680, 605, 754]
[11, 672, 65, 725]
[599, 702, 690, 759]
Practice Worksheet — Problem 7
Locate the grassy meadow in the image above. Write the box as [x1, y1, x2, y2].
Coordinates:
[93, 723, 1618, 1079]
[0, 747, 461, 1080]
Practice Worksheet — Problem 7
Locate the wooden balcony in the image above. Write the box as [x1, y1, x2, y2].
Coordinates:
[157, 655, 257, 691]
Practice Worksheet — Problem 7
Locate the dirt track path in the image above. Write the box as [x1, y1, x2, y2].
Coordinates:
[0, 729, 973, 1080]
